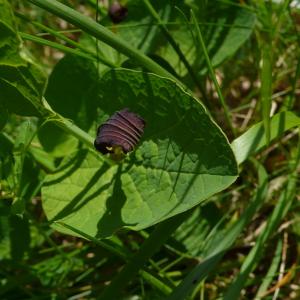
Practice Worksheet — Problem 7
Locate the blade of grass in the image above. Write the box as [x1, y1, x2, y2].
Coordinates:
[99, 211, 190, 300]
[110, 21, 261, 31]
[272, 0, 291, 45]
[56, 221, 129, 260]
[222, 173, 297, 300]
[141, 268, 173, 295]
[20, 32, 97, 62]
[231, 111, 300, 164]
[223, 132, 300, 299]
[27, 0, 178, 82]
[190, 10, 235, 135]
[174, 6, 210, 109]
[254, 238, 283, 299]
[57, 222, 173, 296]
[217, 0, 257, 12]
[16, 12, 116, 67]
[142, 0, 206, 104]
[285, 58, 300, 110]
[166, 160, 268, 300]
[260, 42, 273, 145]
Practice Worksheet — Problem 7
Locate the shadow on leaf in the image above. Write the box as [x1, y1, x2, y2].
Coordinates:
[96, 164, 136, 238]
[49, 161, 110, 223]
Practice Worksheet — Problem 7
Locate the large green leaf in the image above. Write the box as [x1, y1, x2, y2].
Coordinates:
[42, 69, 238, 238]
[0, 0, 46, 116]
[210, 7, 256, 67]
[157, 4, 256, 77]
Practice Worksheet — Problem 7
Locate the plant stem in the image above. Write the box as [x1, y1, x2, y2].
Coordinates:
[190, 10, 235, 136]
[260, 42, 273, 145]
[16, 12, 116, 67]
[40, 98, 114, 166]
[20, 32, 97, 62]
[27, 0, 178, 82]
[142, 0, 205, 102]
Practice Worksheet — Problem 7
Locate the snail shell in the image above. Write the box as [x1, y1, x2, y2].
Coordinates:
[94, 108, 145, 155]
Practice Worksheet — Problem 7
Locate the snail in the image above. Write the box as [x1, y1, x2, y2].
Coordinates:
[94, 108, 145, 160]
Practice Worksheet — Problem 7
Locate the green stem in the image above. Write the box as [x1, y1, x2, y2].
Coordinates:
[27, 0, 178, 82]
[40, 98, 113, 166]
[190, 10, 235, 136]
[260, 42, 272, 145]
[20, 32, 97, 62]
[16, 12, 116, 67]
[142, 0, 205, 102]
[99, 211, 190, 300]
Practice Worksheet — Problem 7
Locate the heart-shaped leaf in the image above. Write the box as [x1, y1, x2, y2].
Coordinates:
[42, 70, 238, 238]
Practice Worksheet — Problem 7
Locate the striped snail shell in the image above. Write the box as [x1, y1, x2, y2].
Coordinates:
[94, 108, 145, 155]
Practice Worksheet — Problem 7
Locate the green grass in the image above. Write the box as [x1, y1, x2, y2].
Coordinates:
[1, 0, 300, 299]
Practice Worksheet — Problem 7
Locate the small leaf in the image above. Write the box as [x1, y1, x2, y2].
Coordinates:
[0, 0, 25, 67]
[211, 8, 256, 66]
[38, 55, 98, 157]
[0, 0, 47, 117]
[0, 57, 46, 117]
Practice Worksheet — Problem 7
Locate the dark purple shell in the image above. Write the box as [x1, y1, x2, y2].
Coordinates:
[108, 2, 128, 24]
[94, 109, 145, 154]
